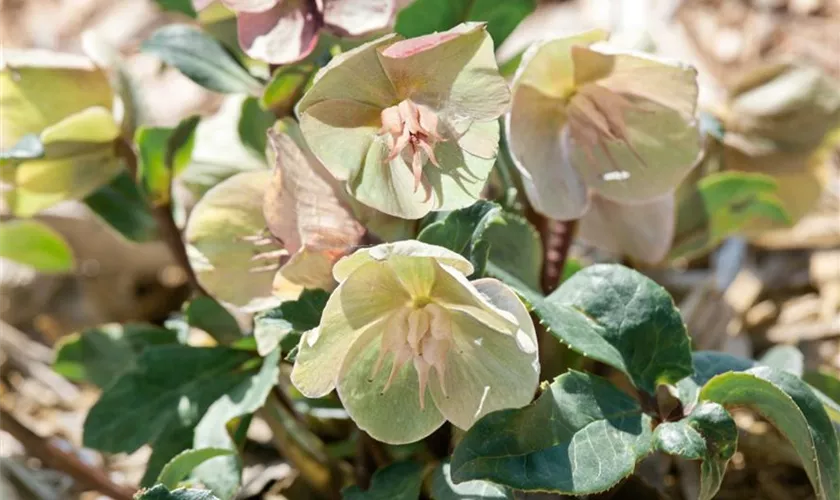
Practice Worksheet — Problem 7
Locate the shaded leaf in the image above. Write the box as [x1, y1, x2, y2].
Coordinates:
[451, 370, 653, 494]
[185, 296, 242, 344]
[431, 462, 512, 500]
[701, 367, 840, 499]
[141, 25, 262, 95]
[154, 0, 197, 17]
[395, 0, 535, 46]
[0, 220, 74, 273]
[760, 345, 804, 377]
[343, 461, 424, 500]
[804, 370, 840, 423]
[84, 171, 158, 242]
[254, 289, 329, 356]
[143, 426, 196, 487]
[157, 448, 234, 490]
[483, 211, 542, 290]
[136, 484, 220, 500]
[260, 64, 314, 116]
[136, 115, 200, 206]
[653, 402, 737, 500]
[53, 323, 179, 388]
[237, 97, 275, 157]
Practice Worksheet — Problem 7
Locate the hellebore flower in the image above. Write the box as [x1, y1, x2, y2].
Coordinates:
[194, 0, 398, 64]
[291, 241, 539, 444]
[506, 30, 701, 222]
[296, 22, 511, 220]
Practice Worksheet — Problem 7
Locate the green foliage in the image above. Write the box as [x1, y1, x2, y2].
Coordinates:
[0, 219, 74, 273]
[395, 0, 536, 45]
[136, 484, 220, 500]
[185, 296, 242, 344]
[804, 370, 840, 422]
[482, 211, 542, 290]
[136, 115, 200, 206]
[260, 64, 314, 116]
[343, 461, 424, 500]
[254, 289, 330, 357]
[84, 172, 158, 242]
[153, 0, 197, 18]
[653, 402, 737, 500]
[702, 367, 840, 499]
[156, 448, 234, 490]
[760, 344, 804, 376]
[671, 171, 790, 260]
[141, 25, 262, 95]
[451, 370, 654, 494]
[53, 323, 179, 387]
[237, 97, 276, 157]
[431, 462, 513, 499]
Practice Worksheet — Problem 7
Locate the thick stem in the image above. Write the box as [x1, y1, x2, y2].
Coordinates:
[540, 218, 578, 294]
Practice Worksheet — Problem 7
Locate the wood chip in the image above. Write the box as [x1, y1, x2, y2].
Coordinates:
[724, 269, 764, 314]
[746, 299, 779, 327]
[777, 293, 822, 324]
[767, 316, 840, 342]
[810, 249, 840, 284]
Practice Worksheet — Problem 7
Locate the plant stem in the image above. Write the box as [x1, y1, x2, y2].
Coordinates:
[540, 218, 578, 294]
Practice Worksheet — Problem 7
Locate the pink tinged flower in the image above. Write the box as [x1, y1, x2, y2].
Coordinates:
[199, 0, 398, 64]
[290, 241, 539, 444]
[506, 30, 702, 222]
[296, 23, 510, 219]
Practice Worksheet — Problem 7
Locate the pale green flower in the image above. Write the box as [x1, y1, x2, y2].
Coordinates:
[296, 22, 510, 220]
[291, 240, 539, 444]
[506, 30, 701, 221]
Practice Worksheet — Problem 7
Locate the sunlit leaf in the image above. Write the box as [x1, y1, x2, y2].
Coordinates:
[0, 219, 74, 273]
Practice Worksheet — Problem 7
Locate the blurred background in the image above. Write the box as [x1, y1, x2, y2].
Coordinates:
[1, 0, 839, 498]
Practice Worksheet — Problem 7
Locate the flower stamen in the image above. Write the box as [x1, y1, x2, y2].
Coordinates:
[379, 99, 444, 192]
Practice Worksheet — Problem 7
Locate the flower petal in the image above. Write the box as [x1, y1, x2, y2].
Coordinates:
[333, 240, 473, 282]
[377, 23, 510, 122]
[322, 0, 396, 37]
[505, 84, 589, 220]
[349, 138, 435, 219]
[277, 247, 337, 290]
[578, 192, 675, 264]
[297, 33, 400, 111]
[290, 260, 409, 397]
[185, 170, 281, 311]
[336, 324, 446, 444]
[430, 278, 539, 429]
[298, 99, 382, 181]
[221, 0, 278, 12]
[431, 263, 518, 336]
[425, 130, 497, 212]
[237, 0, 320, 65]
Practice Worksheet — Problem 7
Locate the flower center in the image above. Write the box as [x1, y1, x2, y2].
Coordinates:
[370, 302, 452, 409]
[379, 99, 444, 192]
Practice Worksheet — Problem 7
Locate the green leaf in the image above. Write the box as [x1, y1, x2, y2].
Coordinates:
[141, 25, 262, 95]
[260, 64, 314, 116]
[157, 448, 234, 490]
[136, 484, 220, 500]
[676, 351, 754, 408]
[701, 367, 840, 499]
[395, 0, 535, 46]
[417, 200, 503, 278]
[191, 349, 280, 499]
[237, 97, 275, 157]
[84, 171, 158, 242]
[53, 323, 179, 388]
[136, 115, 200, 206]
[0, 220, 74, 273]
[431, 462, 513, 500]
[804, 370, 840, 423]
[539, 264, 693, 394]
[671, 171, 790, 260]
[760, 344, 804, 377]
[653, 402, 737, 500]
[185, 296, 242, 344]
[153, 0, 197, 18]
[450, 370, 654, 494]
[83, 345, 256, 454]
[253, 289, 330, 357]
[483, 211, 542, 290]
[0, 133, 44, 162]
[143, 426, 196, 487]
[343, 461, 424, 500]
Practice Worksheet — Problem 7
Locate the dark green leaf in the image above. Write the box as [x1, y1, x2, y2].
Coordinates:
[53, 323, 179, 388]
[451, 371, 653, 494]
[143, 426, 196, 487]
[653, 402, 737, 500]
[395, 0, 535, 46]
[185, 296, 242, 344]
[192, 349, 280, 499]
[0, 133, 44, 162]
[431, 462, 512, 500]
[237, 97, 275, 157]
[83, 345, 255, 454]
[157, 448, 234, 490]
[343, 461, 424, 500]
[701, 367, 840, 499]
[483, 211, 542, 290]
[153, 0, 197, 17]
[0, 220, 74, 273]
[540, 264, 693, 394]
[676, 351, 754, 408]
[84, 171, 158, 242]
[141, 25, 262, 95]
[760, 345, 804, 377]
[136, 116, 200, 206]
[804, 370, 840, 423]
[254, 289, 329, 356]
[136, 484, 220, 500]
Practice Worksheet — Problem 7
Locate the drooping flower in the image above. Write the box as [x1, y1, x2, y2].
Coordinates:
[296, 22, 511, 220]
[193, 0, 398, 65]
[291, 240, 539, 444]
[506, 30, 701, 222]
